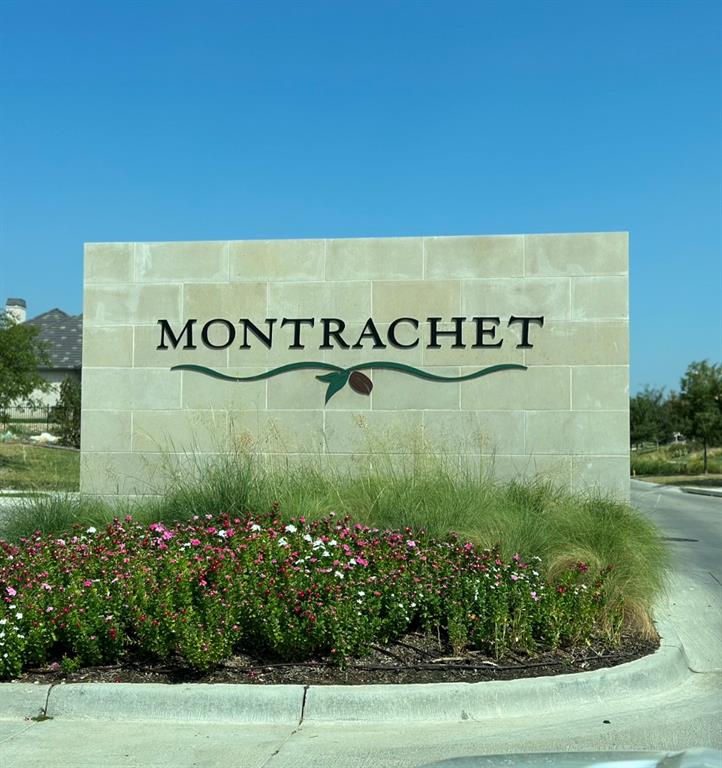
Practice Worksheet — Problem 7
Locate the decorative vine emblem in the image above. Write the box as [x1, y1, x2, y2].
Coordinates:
[171, 362, 527, 404]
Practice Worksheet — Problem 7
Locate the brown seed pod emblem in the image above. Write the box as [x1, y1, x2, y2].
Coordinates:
[348, 371, 373, 396]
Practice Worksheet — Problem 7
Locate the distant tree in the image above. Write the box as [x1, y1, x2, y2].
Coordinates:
[0, 312, 49, 419]
[630, 386, 671, 446]
[673, 360, 722, 473]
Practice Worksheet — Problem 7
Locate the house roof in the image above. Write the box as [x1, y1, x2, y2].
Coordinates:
[26, 308, 83, 369]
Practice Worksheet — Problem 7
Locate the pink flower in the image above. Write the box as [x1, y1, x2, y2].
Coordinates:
[406, 540, 416, 548]
[83, 580, 93, 587]
[356, 557, 369, 567]
[6, 586, 16, 596]
[190, 539, 201, 547]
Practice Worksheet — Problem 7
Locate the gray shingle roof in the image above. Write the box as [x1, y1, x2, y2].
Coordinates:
[26, 309, 83, 369]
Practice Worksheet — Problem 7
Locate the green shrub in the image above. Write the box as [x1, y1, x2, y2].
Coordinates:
[2, 446, 669, 642]
[0, 512, 622, 679]
[55, 376, 81, 448]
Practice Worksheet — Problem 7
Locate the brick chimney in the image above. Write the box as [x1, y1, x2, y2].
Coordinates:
[5, 298, 27, 324]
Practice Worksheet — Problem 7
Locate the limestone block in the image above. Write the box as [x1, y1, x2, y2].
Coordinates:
[372, 280, 461, 322]
[326, 238, 423, 280]
[135, 241, 228, 282]
[183, 282, 267, 322]
[460, 365, 569, 410]
[371, 367, 461, 411]
[424, 236, 523, 279]
[491, 455, 573, 485]
[84, 243, 134, 284]
[572, 366, 629, 410]
[83, 326, 133, 367]
[526, 411, 629, 455]
[84, 285, 181, 326]
[462, 277, 570, 321]
[525, 232, 627, 276]
[230, 239, 324, 282]
[269, 281, 372, 322]
[523, 322, 627, 366]
[82, 368, 181, 410]
[572, 456, 630, 499]
[572, 276, 628, 320]
[81, 411, 132, 452]
[181, 367, 267, 410]
[81, 452, 182, 496]
[324, 411, 424, 454]
[132, 410, 229, 453]
[226, 410, 325, 453]
[422, 410, 525, 455]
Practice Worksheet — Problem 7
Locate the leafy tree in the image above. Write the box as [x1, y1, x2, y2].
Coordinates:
[630, 386, 671, 445]
[55, 376, 81, 448]
[0, 313, 49, 420]
[673, 360, 722, 473]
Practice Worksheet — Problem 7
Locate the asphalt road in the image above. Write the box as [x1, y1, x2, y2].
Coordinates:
[630, 480, 721, 578]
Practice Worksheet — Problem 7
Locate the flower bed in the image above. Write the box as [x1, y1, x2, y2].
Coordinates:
[0, 509, 620, 680]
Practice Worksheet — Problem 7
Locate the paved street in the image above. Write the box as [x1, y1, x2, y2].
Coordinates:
[630, 480, 721, 577]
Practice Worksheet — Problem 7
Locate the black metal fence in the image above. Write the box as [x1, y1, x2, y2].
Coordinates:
[0, 405, 59, 431]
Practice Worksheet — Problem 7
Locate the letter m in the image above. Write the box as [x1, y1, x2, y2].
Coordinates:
[157, 319, 197, 350]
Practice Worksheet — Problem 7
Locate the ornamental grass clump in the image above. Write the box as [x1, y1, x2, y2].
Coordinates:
[0, 509, 622, 680]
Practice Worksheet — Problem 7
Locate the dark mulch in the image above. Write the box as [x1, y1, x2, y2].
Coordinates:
[16, 632, 658, 686]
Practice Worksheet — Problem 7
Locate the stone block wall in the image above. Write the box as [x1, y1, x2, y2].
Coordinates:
[81, 233, 629, 498]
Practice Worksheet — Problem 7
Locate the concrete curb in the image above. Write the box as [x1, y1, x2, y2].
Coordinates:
[45, 683, 305, 724]
[0, 683, 50, 719]
[302, 636, 689, 722]
[679, 486, 722, 498]
[0, 621, 691, 724]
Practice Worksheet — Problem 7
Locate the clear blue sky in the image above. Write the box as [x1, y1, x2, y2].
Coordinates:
[0, 0, 719, 394]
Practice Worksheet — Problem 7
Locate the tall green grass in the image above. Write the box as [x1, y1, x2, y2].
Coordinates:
[0, 446, 669, 637]
[631, 445, 722, 476]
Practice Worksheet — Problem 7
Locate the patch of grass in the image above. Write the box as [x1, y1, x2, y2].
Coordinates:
[0, 493, 113, 542]
[0, 444, 79, 492]
[631, 445, 722, 476]
[638, 474, 722, 488]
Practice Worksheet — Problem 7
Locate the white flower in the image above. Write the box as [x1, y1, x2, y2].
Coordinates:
[284, 524, 297, 534]
[277, 537, 288, 547]
[312, 539, 324, 549]
[250, 524, 262, 532]
[15, 612, 22, 620]
[322, 550, 330, 557]
[328, 540, 337, 547]
[0, 619, 6, 625]
[86, 527, 97, 534]
[303, 533, 312, 542]
[217, 529, 228, 538]
[357, 591, 365, 597]
[334, 570, 344, 579]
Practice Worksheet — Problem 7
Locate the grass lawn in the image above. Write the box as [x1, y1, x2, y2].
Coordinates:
[0, 443, 80, 492]
[636, 474, 722, 488]
[631, 445, 722, 477]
